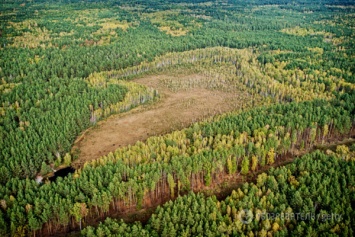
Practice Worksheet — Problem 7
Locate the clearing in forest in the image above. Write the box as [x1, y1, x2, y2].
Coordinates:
[72, 72, 251, 167]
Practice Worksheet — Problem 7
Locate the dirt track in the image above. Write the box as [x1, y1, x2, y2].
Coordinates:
[72, 73, 249, 167]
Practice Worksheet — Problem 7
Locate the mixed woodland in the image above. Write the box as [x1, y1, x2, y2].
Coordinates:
[0, 0, 355, 236]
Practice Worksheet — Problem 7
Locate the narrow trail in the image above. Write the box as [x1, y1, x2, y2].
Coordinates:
[71, 73, 250, 168]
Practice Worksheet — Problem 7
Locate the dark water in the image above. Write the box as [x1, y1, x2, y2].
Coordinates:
[49, 167, 75, 182]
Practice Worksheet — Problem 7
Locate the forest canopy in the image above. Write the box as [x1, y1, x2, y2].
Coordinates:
[0, 0, 354, 236]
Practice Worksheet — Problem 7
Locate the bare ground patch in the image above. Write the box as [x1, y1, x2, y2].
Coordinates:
[72, 73, 250, 167]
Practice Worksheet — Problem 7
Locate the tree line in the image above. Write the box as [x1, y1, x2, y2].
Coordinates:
[0, 91, 354, 236]
[82, 150, 355, 236]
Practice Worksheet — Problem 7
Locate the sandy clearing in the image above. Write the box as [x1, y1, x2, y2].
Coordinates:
[71, 74, 249, 167]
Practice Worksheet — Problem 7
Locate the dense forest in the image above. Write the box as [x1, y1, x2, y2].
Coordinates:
[1, 0, 354, 236]
[82, 150, 355, 236]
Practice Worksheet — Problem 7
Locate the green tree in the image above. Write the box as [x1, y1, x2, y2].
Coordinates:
[241, 157, 250, 175]
[70, 203, 88, 230]
[167, 174, 176, 199]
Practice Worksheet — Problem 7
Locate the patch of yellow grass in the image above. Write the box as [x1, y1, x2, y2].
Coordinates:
[281, 26, 333, 38]
[7, 8, 136, 48]
[86, 72, 107, 88]
[7, 19, 74, 48]
[159, 26, 187, 36]
[10, 26, 51, 48]
[330, 36, 346, 45]
[92, 20, 132, 44]
[67, 9, 133, 30]
[142, 10, 179, 22]
[314, 19, 336, 27]
[267, 49, 293, 55]
[0, 81, 21, 95]
[307, 47, 324, 54]
[59, 31, 74, 37]
[69, 9, 102, 23]
[281, 26, 320, 36]
[100, 20, 130, 31]
[96, 35, 115, 46]
[64, 9, 133, 43]
[142, 10, 201, 36]
[8, 20, 37, 30]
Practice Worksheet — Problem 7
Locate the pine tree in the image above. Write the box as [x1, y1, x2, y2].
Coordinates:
[251, 156, 258, 172]
[241, 157, 250, 175]
[267, 148, 275, 165]
[167, 174, 176, 199]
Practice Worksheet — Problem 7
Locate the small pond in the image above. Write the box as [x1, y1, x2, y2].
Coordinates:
[49, 167, 76, 182]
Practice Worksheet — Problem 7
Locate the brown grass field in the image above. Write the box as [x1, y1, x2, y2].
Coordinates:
[71, 73, 251, 167]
